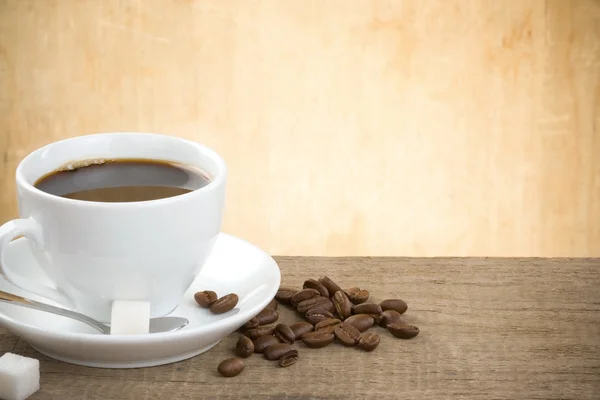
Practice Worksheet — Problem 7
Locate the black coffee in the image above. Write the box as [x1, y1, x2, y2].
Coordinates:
[34, 158, 210, 203]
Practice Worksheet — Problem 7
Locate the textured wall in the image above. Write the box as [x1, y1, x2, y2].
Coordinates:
[0, 0, 599, 256]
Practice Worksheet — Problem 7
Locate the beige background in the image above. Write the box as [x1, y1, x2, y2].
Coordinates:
[0, 0, 599, 257]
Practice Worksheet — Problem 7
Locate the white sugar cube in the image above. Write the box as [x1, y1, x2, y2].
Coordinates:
[110, 300, 151, 335]
[0, 352, 40, 400]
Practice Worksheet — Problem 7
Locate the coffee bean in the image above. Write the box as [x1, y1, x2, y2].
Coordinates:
[351, 303, 382, 325]
[318, 276, 342, 298]
[305, 309, 334, 325]
[217, 357, 245, 377]
[264, 343, 297, 361]
[194, 290, 218, 308]
[387, 323, 419, 339]
[244, 326, 275, 340]
[344, 287, 370, 304]
[352, 303, 382, 315]
[357, 332, 380, 351]
[380, 299, 408, 314]
[255, 308, 279, 325]
[275, 287, 298, 304]
[279, 353, 298, 367]
[265, 298, 278, 311]
[301, 331, 335, 348]
[380, 310, 404, 328]
[332, 290, 353, 319]
[241, 317, 259, 330]
[253, 335, 280, 353]
[296, 296, 334, 314]
[289, 322, 314, 340]
[210, 293, 239, 314]
[295, 296, 322, 313]
[303, 279, 329, 298]
[334, 322, 361, 346]
[235, 336, 254, 358]
[274, 323, 296, 344]
[290, 289, 321, 308]
[344, 314, 375, 332]
[314, 318, 341, 335]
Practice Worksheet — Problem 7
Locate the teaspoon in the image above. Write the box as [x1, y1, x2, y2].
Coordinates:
[0, 289, 189, 335]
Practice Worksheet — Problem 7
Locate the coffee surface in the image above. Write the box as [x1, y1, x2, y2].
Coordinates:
[34, 158, 210, 202]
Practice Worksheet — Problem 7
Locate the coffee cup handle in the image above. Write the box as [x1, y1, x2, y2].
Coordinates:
[0, 218, 72, 306]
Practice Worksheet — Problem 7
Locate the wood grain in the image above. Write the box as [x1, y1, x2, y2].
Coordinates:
[0, 1, 599, 257]
[1, 257, 599, 399]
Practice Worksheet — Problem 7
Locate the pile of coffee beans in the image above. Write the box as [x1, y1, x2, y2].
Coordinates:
[194, 275, 420, 378]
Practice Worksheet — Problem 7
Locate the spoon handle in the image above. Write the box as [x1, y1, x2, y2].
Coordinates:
[0, 289, 109, 334]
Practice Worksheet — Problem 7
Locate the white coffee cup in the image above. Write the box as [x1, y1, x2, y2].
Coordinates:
[0, 133, 227, 322]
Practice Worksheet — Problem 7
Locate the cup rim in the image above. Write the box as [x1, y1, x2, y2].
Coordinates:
[15, 132, 227, 208]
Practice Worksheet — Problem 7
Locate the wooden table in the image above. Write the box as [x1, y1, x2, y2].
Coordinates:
[1, 257, 599, 399]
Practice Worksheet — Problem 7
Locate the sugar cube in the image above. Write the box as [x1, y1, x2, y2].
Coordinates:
[110, 300, 151, 335]
[0, 352, 40, 400]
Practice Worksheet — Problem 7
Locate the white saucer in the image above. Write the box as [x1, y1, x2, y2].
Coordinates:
[0, 233, 280, 368]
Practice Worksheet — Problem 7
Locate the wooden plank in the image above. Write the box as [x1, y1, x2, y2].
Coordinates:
[0, 257, 598, 399]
